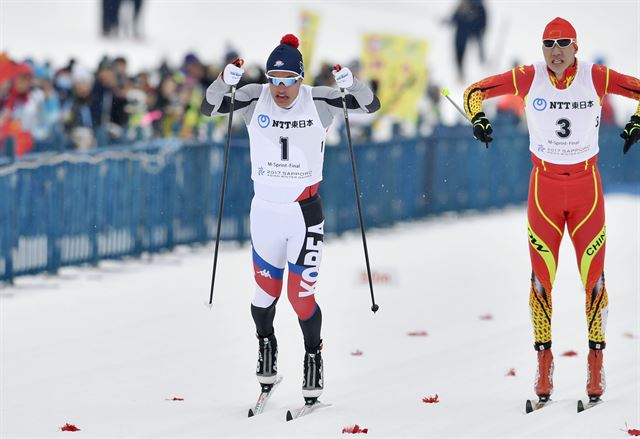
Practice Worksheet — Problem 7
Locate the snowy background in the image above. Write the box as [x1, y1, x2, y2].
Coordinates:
[1, 0, 639, 123]
[1, 1, 640, 438]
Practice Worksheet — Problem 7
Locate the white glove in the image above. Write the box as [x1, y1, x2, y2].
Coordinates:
[222, 62, 244, 86]
[332, 66, 354, 89]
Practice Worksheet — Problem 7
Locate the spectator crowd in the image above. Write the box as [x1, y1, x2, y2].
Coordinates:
[0, 50, 274, 156]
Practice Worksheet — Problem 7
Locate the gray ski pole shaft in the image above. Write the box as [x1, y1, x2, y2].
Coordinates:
[339, 87, 379, 313]
[208, 85, 236, 307]
[441, 87, 489, 148]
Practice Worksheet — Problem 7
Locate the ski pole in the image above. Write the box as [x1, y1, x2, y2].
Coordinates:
[337, 73, 379, 314]
[441, 87, 489, 148]
[441, 87, 469, 121]
[208, 84, 237, 308]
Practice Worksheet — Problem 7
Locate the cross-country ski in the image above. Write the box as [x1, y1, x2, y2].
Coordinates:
[248, 376, 283, 417]
[525, 397, 553, 413]
[577, 398, 604, 413]
[285, 400, 331, 421]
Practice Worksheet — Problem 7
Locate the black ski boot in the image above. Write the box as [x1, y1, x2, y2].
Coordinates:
[256, 334, 278, 387]
[302, 342, 323, 403]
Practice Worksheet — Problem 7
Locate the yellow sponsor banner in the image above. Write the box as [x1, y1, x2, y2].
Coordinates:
[299, 9, 320, 84]
[361, 33, 429, 122]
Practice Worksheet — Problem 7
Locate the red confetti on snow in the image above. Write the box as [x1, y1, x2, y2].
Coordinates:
[623, 332, 638, 339]
[165, 397, 184, 401]
[350, 350, 364, 356]
[60, 423, 80, 432]
[407, 330, 428, 337]
[361, 271, 393, 284]
[422, 394, 439, 403]
[479, 314, 494, 320]
[628, 429, 640, 436]
[561, 350, 578, 357]
[342, 424, 368, 434]
[505, 368, 516, 376]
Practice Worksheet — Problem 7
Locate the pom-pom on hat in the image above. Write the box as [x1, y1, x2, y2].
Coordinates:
[266, 34, 304, 77]
[543, 17, 577, 40]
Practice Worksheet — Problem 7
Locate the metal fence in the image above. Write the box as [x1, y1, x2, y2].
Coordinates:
[1, 123, 638, 282]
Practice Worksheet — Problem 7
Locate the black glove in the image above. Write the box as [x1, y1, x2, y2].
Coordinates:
[620, 115, 640, 154]
[471, 112, 493, 146]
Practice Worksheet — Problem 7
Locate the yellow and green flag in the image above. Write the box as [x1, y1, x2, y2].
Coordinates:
[362, 33, 429, 122]
[299, 9, 320, 84]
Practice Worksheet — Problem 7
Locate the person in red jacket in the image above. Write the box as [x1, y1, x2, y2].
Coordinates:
[0, 59, 34, 156]
[463, 17, 640, 406]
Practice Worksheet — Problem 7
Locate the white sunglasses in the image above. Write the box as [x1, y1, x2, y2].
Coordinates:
[265, 74, 301, 87]
[542, 38, 576, 49]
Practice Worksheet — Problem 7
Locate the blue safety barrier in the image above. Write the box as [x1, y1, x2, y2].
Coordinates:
[0, 124, 638, 282]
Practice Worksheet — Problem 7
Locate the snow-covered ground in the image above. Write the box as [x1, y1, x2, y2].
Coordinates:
[1, 195, 639, 438]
